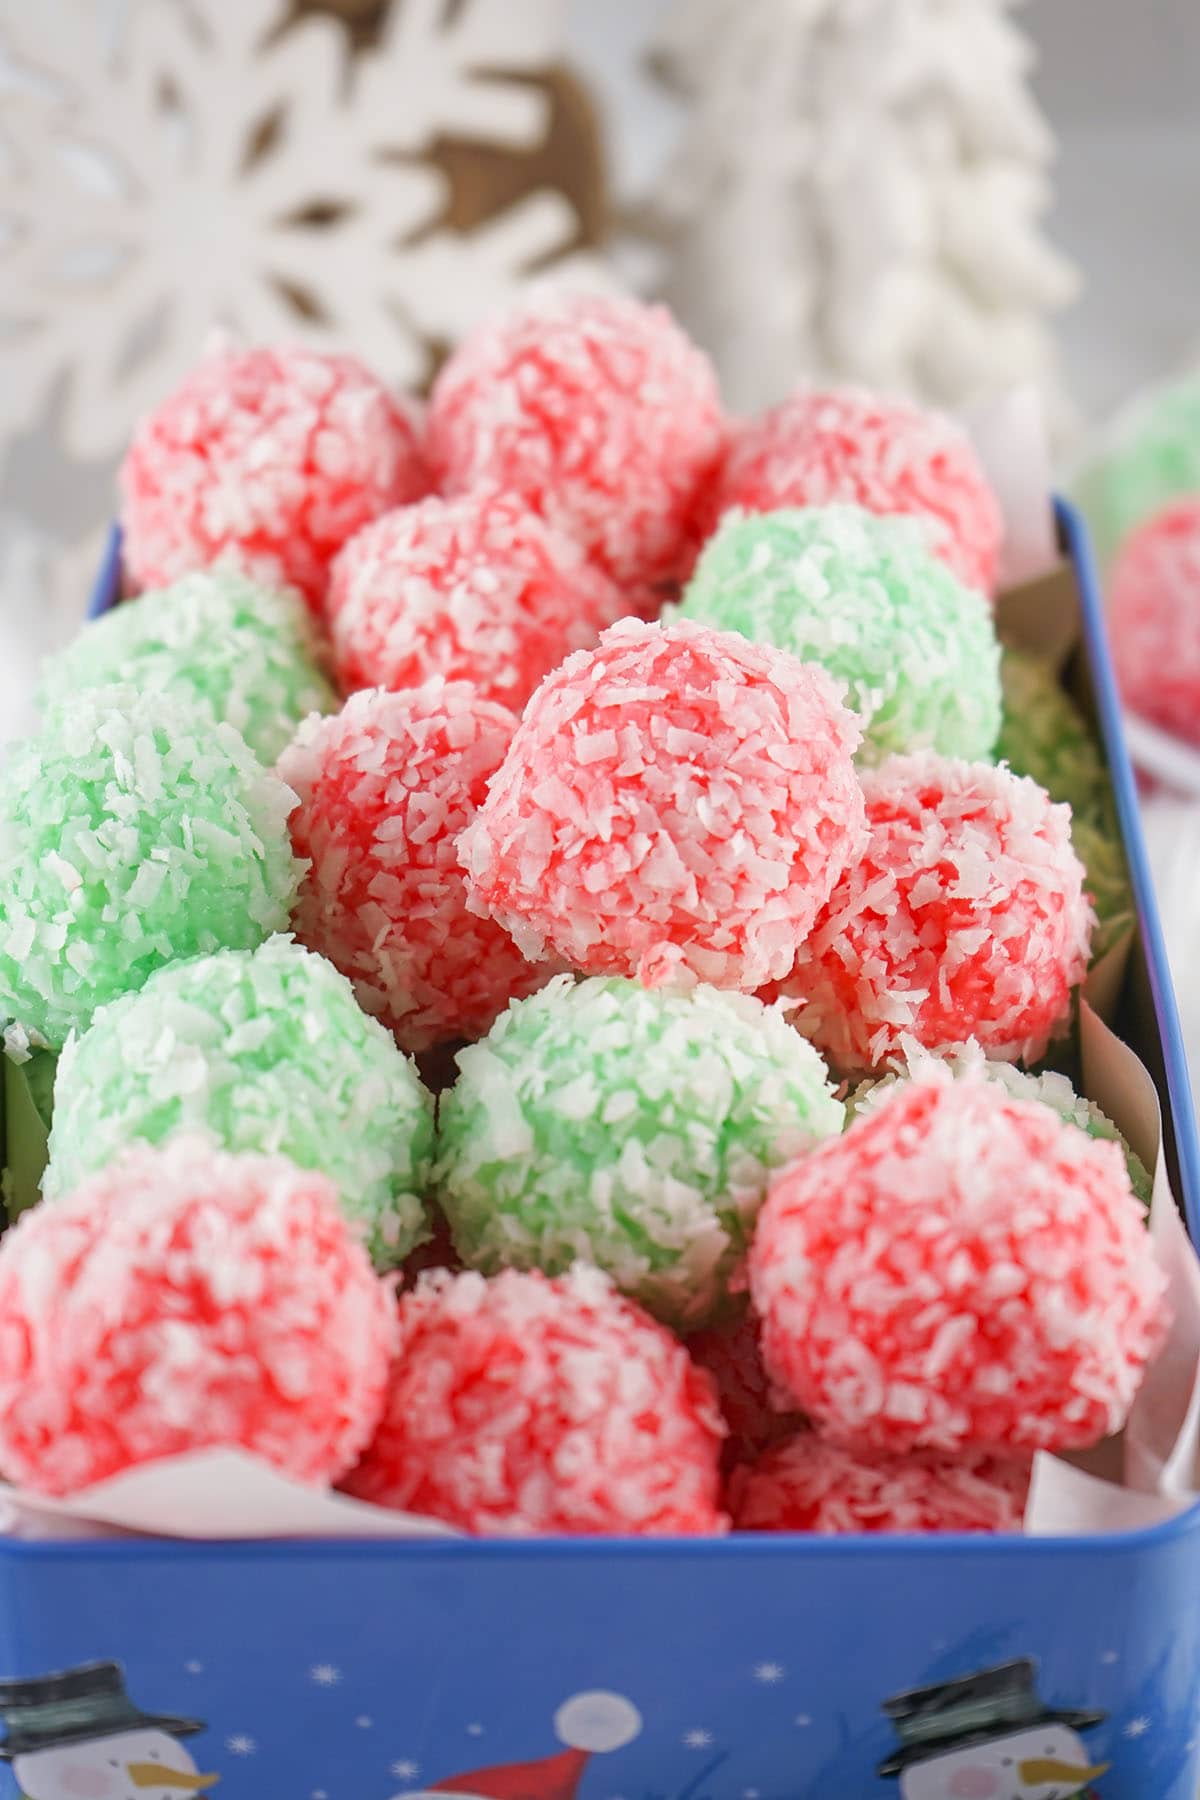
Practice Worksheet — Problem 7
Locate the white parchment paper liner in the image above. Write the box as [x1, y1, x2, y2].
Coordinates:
[0, 1449, 459, 1541]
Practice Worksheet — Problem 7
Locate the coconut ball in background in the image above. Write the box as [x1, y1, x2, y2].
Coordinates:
[326, 487, 627, 710]
[120, 345, 428, 611]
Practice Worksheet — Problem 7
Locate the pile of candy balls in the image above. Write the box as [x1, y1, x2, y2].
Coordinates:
[0, 291, 1169, 1538]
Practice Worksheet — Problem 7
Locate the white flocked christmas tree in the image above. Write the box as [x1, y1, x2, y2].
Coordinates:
[651, 0, 1079, 429]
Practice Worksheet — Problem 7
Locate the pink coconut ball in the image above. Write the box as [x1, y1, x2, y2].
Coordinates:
[749, 1070, 1168, 1457]
[1109, 497, 1200, 747]
[279, 682, 547, 1053]
[459, 617, 866, 990]
[729, 1434, 1030, 1534]
[776, 751, 1094, 1072]
[342, 1266, 727, 1535]
[326, 486, 628, 709]
[426, 291, 726, 603]
[120, 345, 429, 610]
[710, 387, 1003, 594]
[0, 1138, 397, 1496]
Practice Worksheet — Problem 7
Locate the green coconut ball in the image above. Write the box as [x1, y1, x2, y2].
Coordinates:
[45, 937, 433, 1267]
[0, 686, 301, 1051]
[437, 973, 844, 1327]
[996, 648, 1132, 960]
[847, 1044, 1152, 1207]
[1072, 368, 1200, 567]
[39, 569, 337, 765]
[674, 502, 1001, 763]
[997, 648, 1110, 825]
[1072, 814, 1135, 962]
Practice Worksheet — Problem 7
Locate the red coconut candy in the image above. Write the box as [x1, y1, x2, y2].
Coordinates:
[0, 1138, 396, 1495]
[459, 617, 865, 991]
[342, 1266, 727, 1535]
[120, 345, 428, 610]
[749, 1070, 1169, 1457]
[776, 751, 1094, 1073]
[1108, 496, 1200, 748]
[710, 386, 1002, 594]
[729, 1434, 1030, 1534]
[327, 486, 628, 710]
[279, 682, 546, 1054]
[426, 291, 726, 604]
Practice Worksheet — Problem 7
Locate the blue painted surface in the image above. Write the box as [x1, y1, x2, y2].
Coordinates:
[26, 506, 1198, 1800]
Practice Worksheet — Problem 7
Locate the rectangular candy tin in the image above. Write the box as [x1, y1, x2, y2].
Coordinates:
[0, 503, 1196, 1800]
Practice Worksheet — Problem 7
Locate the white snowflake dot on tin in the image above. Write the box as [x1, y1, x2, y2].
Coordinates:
[552, 1692, 642, 1754]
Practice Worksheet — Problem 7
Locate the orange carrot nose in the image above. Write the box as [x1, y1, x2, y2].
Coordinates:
[1017, 1757, 1110, 1784]
[126, 1766, 220, 1791]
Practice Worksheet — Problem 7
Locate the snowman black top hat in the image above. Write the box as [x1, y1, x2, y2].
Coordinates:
[0, 1662, 204, 1760]
[877, 1658, 1105, 1777]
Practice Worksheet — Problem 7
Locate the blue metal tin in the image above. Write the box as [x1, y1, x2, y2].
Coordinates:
[7, 506, 1193, 1800]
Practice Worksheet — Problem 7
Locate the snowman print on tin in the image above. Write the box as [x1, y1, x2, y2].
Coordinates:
[0, 1662, 217, 1800]
[878, 1658, 1109, 1799]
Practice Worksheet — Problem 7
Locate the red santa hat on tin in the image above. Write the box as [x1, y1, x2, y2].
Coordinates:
[396, 1692, 642, 1800]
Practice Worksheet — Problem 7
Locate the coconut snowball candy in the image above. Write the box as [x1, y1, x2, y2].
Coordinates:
[38, 568, 337, 765]
[326, 486, 628, 710]
[437, 975, 844, 1328]
[709, 385, 1003, 594]
[459, 617, 866, 990]
[0, 1138, 396, 1496]
[278, 682, 547, 1054]
[425, 291, 726, 603]
[847, 1041, 1153, 1208]
[775, 751, 1095, 1073]
[0, 685, 300, 1054]
[749, 1068, 1169, 1457]
[675, 503, 1002, 763]
[119, 344, 428, 610]
[729, 1435, 1030, 1535]
[1108, 496, 1200, 748]
[45, 938, 434, 1270]
[341, 1266, 726, 1535]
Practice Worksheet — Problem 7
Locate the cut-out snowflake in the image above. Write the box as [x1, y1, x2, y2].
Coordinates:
[310, 1663, 341, 1686]
[753, 1662, 785, 1684]
[226, 1734, 257, 1756]
[1124, 1716, 1151, 1739]
[0, 0, 613, 464]
[683, 1728, 713, 1748]
[390, 1759, 420, 1779]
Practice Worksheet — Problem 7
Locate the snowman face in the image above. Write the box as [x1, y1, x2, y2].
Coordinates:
[14, 1728, 217, 1800]
[897, 1723, 1108, 1800]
